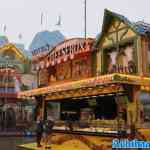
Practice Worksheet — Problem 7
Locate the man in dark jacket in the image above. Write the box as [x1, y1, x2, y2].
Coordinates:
[36, 116, 43, 147]
[43, 116, 54, 149]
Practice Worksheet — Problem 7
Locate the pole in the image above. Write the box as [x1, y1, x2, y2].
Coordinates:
[5, 62, 8, 105]
[84, 0, 87, 39]
[3, 60, 8, 130]
[42, 96, 45, 120]
[41, 12, 43, 30]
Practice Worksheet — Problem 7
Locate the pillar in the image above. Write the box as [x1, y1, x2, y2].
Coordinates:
[127, 85, 141, 128]
[34, 95, 45, 120]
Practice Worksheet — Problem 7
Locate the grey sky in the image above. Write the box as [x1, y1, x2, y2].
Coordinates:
[0, 0, 149, 48]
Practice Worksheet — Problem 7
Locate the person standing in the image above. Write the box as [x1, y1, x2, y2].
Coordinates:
[43, 116, 54, 149]
[36, 116, 43, 147]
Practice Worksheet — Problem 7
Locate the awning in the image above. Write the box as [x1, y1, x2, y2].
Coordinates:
[18, 73, 150, 99]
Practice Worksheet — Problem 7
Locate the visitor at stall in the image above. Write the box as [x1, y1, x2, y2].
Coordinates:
[36, 116, 43, 147]
[43, 116, 55, 149]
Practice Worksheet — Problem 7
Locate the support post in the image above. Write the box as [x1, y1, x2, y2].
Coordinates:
[127, 85, 141, 138]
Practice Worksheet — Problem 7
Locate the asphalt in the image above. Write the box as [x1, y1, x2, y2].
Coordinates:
[0, 137, 35, 150]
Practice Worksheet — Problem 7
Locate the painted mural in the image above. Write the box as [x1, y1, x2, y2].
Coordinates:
[56, 61, 71, 81]
[39, 69, 49, 86]
[72, 56, 91, 79]
[106, 43, 136, 73]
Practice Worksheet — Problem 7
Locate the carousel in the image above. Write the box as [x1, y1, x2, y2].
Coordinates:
[18, 9, 150, 150]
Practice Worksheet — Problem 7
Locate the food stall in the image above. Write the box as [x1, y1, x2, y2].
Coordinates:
[18, 9, 150, 149]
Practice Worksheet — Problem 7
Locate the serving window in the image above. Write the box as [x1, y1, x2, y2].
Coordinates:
[45, 95, 127, 134]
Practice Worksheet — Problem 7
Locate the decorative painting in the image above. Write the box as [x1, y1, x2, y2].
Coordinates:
[39, 69, 49, 86]
[72, 56, 91, 79]
[48, 66, 57, 83]
[56, 61, 71, 81]
[106, 43, 136, 74]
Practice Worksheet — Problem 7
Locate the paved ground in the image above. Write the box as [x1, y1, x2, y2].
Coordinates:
[0, 137, 35, 150]
[18, 142, 92, 150]
[18, 134, 112, 150]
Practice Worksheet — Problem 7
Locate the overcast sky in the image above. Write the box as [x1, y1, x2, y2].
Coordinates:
[0, 0, 149, 48]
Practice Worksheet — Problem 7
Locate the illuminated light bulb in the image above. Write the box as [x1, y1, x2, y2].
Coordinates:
[70, 54, 74, 60]
[51, 61, 55, 66]
[36, 65, 39, 71]
[57, 59, 61, 64]
[46, 62, 50, 68]
[146, 86, 149, 91]
[141, 86, 145, 91]
[64, 56, 68, 62]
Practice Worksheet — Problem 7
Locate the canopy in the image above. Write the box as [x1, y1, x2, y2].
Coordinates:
[18, 73, 150, 99]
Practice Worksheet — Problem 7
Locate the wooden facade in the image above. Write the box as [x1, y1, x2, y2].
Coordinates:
[33, 38, 94, 87]
[94, 9, 150, 77]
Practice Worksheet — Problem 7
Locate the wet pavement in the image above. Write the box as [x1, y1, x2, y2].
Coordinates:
[0, 137, 35, 150]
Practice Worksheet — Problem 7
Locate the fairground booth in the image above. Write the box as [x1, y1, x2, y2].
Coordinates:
[0, 43, 33, 130]
[18, 9, 150, 149]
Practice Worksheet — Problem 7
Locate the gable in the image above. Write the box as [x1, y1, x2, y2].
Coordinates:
[121, 29, 136, 40]
[108, 24, 116, 33]
[108, 20, 128, 33]
[0, 44, 27, 63]
[119, 22, 127, 28]
[101, 19, 136, 48]
[94, 9, 139, 49]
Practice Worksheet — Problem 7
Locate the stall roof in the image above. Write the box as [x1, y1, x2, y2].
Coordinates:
[18, 73, 150, 99]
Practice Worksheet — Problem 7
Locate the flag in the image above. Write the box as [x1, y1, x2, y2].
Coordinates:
[56, 15, 61, 26]
[18, 33, 22, 40]
[3, 25, 7, 33]
[41, 12, 44, 26]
